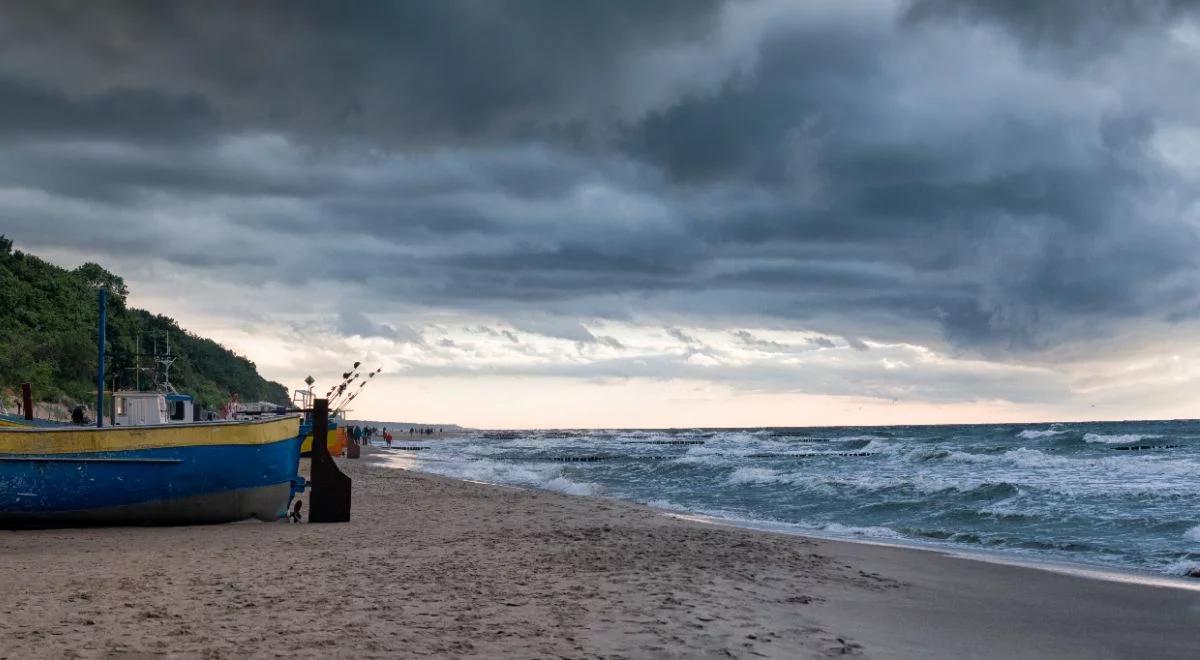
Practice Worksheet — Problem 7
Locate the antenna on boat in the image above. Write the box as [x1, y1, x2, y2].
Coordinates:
[124, 333, 155, 392]
[151, 331, 178, 394]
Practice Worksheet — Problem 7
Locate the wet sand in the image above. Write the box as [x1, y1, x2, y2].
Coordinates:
[0, 448, 1197, 659]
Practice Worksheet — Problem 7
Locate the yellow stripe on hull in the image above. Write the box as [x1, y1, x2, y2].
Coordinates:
[0, 415, 301, 454]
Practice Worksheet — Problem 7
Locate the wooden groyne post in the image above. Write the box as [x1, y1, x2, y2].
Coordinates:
[308, 398, 352, 522]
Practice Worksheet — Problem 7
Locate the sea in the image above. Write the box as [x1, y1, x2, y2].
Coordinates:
[375, 420, 1200, 578]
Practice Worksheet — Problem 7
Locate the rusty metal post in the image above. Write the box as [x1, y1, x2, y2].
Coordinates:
[308, 398, 352, 522]
[20, 383, 32, 421]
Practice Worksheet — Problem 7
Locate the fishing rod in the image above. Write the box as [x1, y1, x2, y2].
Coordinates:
[323, 360, 362, 403]
[332, 367, 380, 410]
[326, 361, 361, 395]
[328, 372, 359, 408]
[333, 367, 382, 412]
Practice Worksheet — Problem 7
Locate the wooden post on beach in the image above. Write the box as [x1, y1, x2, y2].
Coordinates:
[20, 383, 32, 421]
[308, 397, 352, 522]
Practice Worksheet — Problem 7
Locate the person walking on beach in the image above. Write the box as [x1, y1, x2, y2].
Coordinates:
[383, 427, 392, 448]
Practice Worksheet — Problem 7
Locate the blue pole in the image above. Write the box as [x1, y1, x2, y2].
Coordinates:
[97, 288, 106, 428]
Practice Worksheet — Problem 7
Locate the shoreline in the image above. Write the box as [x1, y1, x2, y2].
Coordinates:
[374, 449, 1200, 591]
[366, 450, 1200, 658]
[661, 510, 1200, 592]
[2, 448, 1197, 658]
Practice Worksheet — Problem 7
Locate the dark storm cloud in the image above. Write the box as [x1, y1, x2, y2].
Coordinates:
[730, 330, 838, 353]
[0, 0, 725, 145]
[509, 318, 599, 344]
[844, 337, 870, 352]
[809, 336, 837, 349]
[337, 310, 422, 344]
[905, 0, 1200, 52]
[732, 330, 791, 353]
[2, 0, 1199, 368]
[0, 78, 218, 146]
[666, 328, 701, 346]
[467, 326, 521, 344]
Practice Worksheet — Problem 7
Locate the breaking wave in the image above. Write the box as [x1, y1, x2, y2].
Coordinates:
[1165, 559, 1200, 577]
[816, 522, 904, 540]
[381, 420, 1200, 577]
[1083, 433, 1162, 444]
[1018, 428, 1065, 439]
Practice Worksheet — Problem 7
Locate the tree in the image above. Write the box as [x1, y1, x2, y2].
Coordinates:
[0, 243, 288, 407]
[73, 262, 129, 310]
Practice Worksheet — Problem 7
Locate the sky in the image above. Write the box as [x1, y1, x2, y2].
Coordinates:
[3, 0, 1200, 428]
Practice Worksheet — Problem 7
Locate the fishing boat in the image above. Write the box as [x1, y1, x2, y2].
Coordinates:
[0, 396, 304, 526]
[291, 364, 381, 458]
[300, 420, 347, 457]
[0, 413, 36, 428]
[0, 408, 69, 428]
[0, 390, 64, 428]
[0, 289, 307, 526]
[292, 386, 346, 457]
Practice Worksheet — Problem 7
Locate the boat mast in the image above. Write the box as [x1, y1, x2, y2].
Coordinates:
[96, 288, 106, 428]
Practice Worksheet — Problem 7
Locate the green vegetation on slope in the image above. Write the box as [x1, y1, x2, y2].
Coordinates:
[0, 236, 287, 411]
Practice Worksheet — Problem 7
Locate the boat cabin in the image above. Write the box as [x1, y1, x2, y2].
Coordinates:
[113, 391, 195, 426]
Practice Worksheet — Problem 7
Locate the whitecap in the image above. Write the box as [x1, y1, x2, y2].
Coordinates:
[644, 498, 689, 511]
[1165, 559, 1200, 577]
[837, 434, 891, 442]
[819, 522, 904, 539]
[1018, 429, 1065, 439]
[1083, 433, 1161, 444]
[543, 477, 602, 496]
[405, 457, 563, 489]
[978, 497, 1033, 520]
[1185, 525, 1200, 544]
[726, 467, 783, 485]
[861, 439, 901, 453]
[937, 450, 992, 464]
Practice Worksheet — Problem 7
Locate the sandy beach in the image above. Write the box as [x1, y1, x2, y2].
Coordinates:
[0, 448, 1196, 659]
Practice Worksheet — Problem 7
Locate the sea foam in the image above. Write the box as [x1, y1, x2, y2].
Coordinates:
[543, 476, 602, 496]
[726, 466, 783, 485]
[1082, 433, 1161, 444]
[380, 422, 1200, 577]
[819, 522, 904, 539]
[1018, 428, 1065, 439]
[1165, 559, 1200, 577]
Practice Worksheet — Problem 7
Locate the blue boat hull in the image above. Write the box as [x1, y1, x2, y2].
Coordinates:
[0, 482, 296, 526]
[0, 416, 303, 526]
